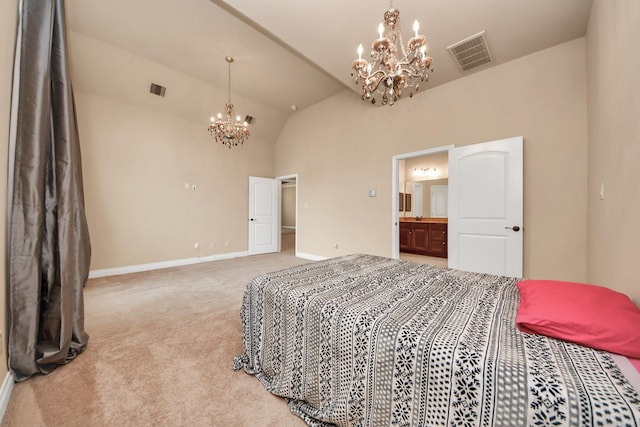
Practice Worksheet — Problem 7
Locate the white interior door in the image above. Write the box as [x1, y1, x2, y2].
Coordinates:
[448, 136, 523, 277]
[248, 176, 279, 255]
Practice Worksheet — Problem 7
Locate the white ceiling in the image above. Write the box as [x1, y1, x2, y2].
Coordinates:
[66, 0, 592, 115]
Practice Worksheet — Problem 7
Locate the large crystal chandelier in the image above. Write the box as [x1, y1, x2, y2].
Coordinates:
[351, 5, 434, 106]
[208, 56, 250, 148]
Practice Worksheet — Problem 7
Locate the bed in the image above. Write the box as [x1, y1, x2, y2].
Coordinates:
[234, 254, 640, 426]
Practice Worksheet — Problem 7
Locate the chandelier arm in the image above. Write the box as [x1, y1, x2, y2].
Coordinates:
[395, 64, 426, 78]
[368, 79, 385, 95]
[353, 67, 386, 84]
[367, 69, 388, 80]
[401, 65, 430, 79]
[361, 69, 388, 94]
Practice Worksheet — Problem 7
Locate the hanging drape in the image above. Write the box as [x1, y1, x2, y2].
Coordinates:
[8, 0, 91, 381]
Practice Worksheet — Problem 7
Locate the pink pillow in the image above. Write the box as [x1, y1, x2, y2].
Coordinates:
[516, 279, 640, 358]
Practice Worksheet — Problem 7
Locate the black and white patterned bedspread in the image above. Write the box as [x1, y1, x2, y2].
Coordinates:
[234, 254, 640, 426]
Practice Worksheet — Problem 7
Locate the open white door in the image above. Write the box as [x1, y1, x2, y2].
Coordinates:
[448, 136, 523, 277]
[248, 176, 279, 255]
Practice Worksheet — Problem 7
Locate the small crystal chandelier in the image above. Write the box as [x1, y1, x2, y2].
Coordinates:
[208, 56, 250, 148]
[351, 4, 434, 106]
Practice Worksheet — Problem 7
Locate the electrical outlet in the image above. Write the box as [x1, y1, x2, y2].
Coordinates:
[194, 242, 199, 249]
[225, 240, 230, 247]
[191, 184, 197, 191]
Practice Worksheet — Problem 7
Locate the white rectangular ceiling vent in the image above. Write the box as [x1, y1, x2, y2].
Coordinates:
[447, 31, 492, 72]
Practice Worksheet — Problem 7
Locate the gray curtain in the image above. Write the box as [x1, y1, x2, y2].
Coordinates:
[8, 0, 91, 381]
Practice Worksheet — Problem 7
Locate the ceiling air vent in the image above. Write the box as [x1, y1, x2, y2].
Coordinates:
[447, 31, 492, 72]
[149, 83, 166, 97]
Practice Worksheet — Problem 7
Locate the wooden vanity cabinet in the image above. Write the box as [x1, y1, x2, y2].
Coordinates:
[400, 221, 447, 258]
[400, 221, 427, 254]
[410, 223, 429, 253]
[427, 223, 447, 257]
[399, 222, 411, 252]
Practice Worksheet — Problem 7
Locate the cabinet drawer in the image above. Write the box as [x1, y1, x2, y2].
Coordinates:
[427, 223, 447, 258]
[430, 223, 446, 232]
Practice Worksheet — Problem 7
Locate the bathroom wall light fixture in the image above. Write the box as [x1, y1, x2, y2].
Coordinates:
[413, 167, 440, 178]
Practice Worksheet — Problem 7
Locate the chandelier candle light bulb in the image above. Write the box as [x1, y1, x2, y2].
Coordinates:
[351, 6, 434, 105]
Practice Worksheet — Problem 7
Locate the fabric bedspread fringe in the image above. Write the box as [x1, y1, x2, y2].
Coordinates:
[233, 353, 259, 374]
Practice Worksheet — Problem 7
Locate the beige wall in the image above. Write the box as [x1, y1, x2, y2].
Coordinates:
[276, 38, 588, 282]
[0, 0, 18, 383]
[586, 1, 640, 303]
[71, 33, 285, 270]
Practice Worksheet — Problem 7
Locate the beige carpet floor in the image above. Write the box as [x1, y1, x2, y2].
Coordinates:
[2, 249, 308, 426]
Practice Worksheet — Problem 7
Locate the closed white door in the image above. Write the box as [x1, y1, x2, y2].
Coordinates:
[248, 176, 279, 255]
[448, 136, 523, 277]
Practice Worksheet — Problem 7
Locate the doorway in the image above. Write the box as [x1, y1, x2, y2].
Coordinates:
[277, 174, 298, 256]
[392, 137, 523, 277]
[392, 146, 452, 263]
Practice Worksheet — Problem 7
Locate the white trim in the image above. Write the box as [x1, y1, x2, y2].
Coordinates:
[0, 372, 14, 422]
[88, 251, 249, 279]
[296, 252, 327, 262]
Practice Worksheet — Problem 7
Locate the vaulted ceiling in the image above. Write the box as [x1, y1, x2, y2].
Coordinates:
[67, 0, 592, 115]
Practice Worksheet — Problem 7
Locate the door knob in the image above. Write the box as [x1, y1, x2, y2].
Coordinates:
[505, 226, 521, 232]
[250, 218, 255, 222]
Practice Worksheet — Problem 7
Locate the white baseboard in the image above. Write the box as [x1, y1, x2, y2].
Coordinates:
[281, 226, 296, 230]
[0, 372, 14, 423]
[89, 251, 249, 279]
[296, 252, 328, 262]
